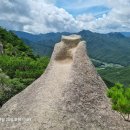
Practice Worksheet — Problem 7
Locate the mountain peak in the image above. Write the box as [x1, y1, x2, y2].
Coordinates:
[107, 32, 125, 38]
[79, 29, 92, 34]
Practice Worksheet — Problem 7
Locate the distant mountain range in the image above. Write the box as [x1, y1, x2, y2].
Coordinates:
[121, 32, 130, 37]
[14, 30, 130, 66]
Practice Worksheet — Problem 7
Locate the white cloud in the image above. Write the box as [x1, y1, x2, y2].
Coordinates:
[0, 0, 130, 33]
[75, 0, 130, 33]
[0, 0, 79, 33]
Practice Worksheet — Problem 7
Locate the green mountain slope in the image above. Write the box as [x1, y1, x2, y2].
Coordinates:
[79, 30, 130, 66]
[0, 27, 49, 106]
[0, 27, 35, 58]
[98, 67, 130, 86]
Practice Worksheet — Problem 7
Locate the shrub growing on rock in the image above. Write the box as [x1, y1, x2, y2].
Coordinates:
[107, 83, 130, 121]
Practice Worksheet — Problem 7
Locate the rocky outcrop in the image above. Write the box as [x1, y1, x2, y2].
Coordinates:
[0, 35, 130, 130]
[0, 42, 3, 54]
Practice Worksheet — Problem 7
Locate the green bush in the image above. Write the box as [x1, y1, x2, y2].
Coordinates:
[107, 83, 130, 121]
[0, 56, 49, 106]
[0, 27, 50, 106]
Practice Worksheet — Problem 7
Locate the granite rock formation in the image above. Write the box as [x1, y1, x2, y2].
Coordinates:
[0, 35, 130, 130]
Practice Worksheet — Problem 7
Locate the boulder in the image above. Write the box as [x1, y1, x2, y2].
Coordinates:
[0, 35, 129, 130]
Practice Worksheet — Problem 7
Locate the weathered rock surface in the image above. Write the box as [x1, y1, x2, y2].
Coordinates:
[0, 42, 3, 54]
[0, 35, 130, 130]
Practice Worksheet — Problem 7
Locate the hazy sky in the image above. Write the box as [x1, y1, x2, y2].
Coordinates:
[0, 0, 130, 34]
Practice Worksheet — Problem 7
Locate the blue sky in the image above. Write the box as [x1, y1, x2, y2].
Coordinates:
[0, 0, 130, 34]
[55, 0, 110, 16]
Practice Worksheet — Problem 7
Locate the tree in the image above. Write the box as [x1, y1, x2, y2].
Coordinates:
[0, 27, 50, 107]
[0, 55, 49, 106]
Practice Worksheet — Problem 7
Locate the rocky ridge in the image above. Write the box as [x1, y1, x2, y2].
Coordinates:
[0, 35, 130, 130]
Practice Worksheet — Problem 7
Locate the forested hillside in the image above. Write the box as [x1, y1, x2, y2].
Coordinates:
[0, 27, 35, 58]
[98, 67, 130, 86]
[79, 30, 130, 66]
[15, 30, 130, 66]
[0, 27, 49, 106]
